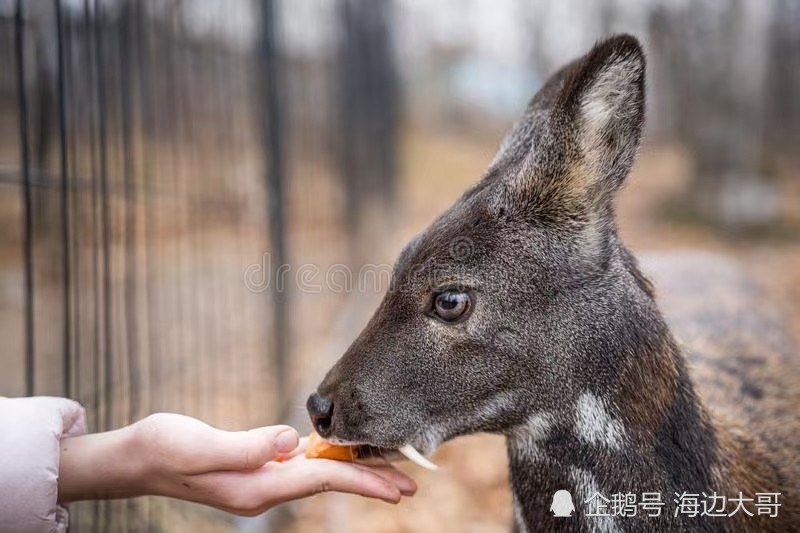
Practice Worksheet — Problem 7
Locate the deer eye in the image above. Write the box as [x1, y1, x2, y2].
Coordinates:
[433, 290, 471, 322]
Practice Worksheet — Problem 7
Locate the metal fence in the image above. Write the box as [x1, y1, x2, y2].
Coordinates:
[0, 0, 399, 530]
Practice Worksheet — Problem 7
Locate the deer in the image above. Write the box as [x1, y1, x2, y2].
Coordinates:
[306, 35, 799, 532]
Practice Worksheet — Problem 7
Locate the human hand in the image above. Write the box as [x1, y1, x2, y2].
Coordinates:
[58, 413, 416, 516]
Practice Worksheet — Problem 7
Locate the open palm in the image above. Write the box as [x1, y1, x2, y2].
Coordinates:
[131, 413, 416, 516]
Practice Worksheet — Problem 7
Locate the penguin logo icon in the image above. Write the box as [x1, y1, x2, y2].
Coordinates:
[550, 490, 576, 517]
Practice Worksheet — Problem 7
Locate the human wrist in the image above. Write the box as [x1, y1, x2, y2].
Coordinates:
[58, 425, 146, 502]
[113, 424, 150, 496]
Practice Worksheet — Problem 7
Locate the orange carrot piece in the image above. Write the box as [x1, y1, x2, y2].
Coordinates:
[304, 431, 357, 462]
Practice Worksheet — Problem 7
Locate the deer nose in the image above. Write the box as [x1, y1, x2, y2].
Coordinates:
[306, 392, 334, 437]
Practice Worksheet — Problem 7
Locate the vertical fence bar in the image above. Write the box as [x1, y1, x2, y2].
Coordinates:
[91, 6, 113, 528]
[119, 2, 140, 427]
[83, 2, 102, 527]
[222, 49, 250, 424]
[65, 8, 82, 405]
[84, 0, 100, 429]
[134, 0, 159, 417]
[178, 32, 204, 420]
[132, 3, 154, 526]
[183, 44, 209, 420]
[165, 13, 186, 415]
[211, 48, 231, 426]
[14, 0, 35, 397]
[259, 0, 289, 421]
[55, 0, 73, 399]
[92, 0, 112, 435]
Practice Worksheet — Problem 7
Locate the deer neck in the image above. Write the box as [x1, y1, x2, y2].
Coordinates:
[508, 333, 718, 531]
[503, 329, 778, 531]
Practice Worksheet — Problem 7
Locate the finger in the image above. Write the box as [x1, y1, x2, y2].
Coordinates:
[278, 436, 308, 461]
[354, 464, 417, 496]
[194, 425, 300, 473]
[187, 460, 405, 515]
[267, 459, 404, 504]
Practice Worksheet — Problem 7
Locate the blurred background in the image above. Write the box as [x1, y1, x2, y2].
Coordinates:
[0, 0, 798, 531]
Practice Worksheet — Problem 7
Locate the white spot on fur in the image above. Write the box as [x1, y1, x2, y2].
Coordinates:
[575, 392, 625, 449]
[570, 466, 622, 533]
[509, 412, 556, 462]
[475, 391, 518, 424]
[512, 412, 556, 442]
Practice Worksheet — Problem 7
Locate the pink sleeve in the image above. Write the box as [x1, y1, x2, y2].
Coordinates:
[0, 397, 87, 533]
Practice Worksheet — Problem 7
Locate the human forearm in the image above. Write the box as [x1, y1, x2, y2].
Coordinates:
[58, 426, 144, 502]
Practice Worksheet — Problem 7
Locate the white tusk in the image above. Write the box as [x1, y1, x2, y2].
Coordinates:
[398, 444, 439, 471]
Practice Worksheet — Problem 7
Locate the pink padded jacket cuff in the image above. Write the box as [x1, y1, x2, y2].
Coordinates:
[0, 397, 87, 533]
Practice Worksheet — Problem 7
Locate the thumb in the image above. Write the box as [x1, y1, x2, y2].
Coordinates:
[250, 425, 301, 462]
[199, 425, 300, 472]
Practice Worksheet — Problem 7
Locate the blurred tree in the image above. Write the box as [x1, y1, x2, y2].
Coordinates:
[648, 0, 778, 229]
[18, 1, 59, 245]
[765, 0, 800, 164]
[336, 0, 400, 246]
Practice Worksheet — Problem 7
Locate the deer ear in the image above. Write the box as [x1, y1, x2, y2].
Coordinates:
[491, 35, 645, 219]
[554, 34, 645, 196]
